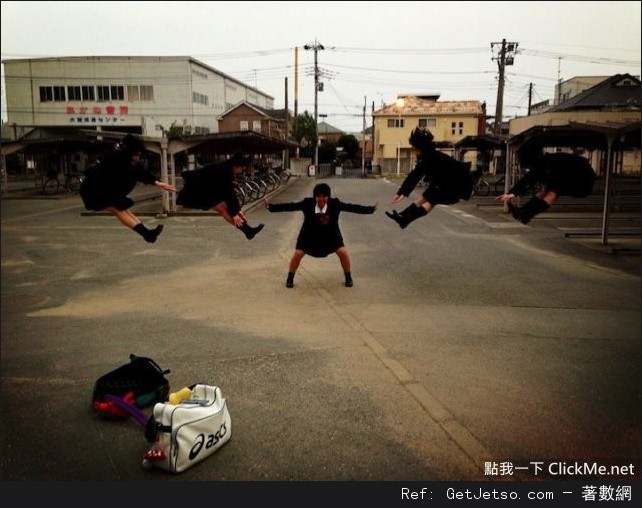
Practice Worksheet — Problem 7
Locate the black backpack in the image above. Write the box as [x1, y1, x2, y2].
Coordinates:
[92, 354, 171, 415]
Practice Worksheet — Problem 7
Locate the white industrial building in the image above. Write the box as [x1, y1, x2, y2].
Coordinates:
[2, 55, 274, 138]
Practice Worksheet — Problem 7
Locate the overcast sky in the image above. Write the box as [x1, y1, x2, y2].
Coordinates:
[1, 1, 640, 132]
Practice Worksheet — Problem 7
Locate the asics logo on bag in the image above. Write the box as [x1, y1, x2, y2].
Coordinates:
[189, 423, 228, 460]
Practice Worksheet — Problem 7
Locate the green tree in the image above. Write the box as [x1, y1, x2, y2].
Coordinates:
[167, 121, 192, 171]
[318, 141, 337, 164]
[168, 121, 192, 138]
[337, 134, 359, 161]
[292, 111, 317, 159]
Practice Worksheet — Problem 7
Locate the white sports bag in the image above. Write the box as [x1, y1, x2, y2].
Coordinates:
[144, 384, 232, 473]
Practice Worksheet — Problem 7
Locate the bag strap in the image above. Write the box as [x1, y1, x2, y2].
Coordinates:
[145, 417, 172, 442]
[129, 353, 171, 376]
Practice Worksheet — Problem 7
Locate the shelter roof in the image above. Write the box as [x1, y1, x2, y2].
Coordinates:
[0, 128, 117, 156]
[166, 130, 298, 155]
[454, 134, 508, 151]
[509, 120, 641, 151]
[1, 129, 298, 157]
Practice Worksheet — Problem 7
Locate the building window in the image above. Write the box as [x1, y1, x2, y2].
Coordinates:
[252, 120, 261, 132]
[53, 86, 65, 101]
[127, 85, 140, 101]
[192, 91, 208, 105]
[89, 84, 124, 102]
[418, 118, 436, 128]
[240, 120, 249, 131]
[39, 86, 66, 102]
[39, 87, 53, 102]
[387, 118, 404, 128]
[140, 85, 153, 101]
[451, 122, 456, 135]
[67, 86, 82, 101]
[459, 121, 464, 135]
[127, 85, 153, 102]
[81, 86, 95, 101]
[97, 86, 110, 101]
[110, 86, 124, 101]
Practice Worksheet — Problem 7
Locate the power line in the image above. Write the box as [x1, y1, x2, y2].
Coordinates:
[519, 48, 640, 66]
[3, 43, 638, 132]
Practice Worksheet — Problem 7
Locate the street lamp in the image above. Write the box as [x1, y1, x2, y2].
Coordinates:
[395, 98, 404, 177]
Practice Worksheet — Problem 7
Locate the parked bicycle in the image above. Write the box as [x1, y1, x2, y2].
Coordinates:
[42, 171, 83, 195]
[471, 172, 506, 197]
[471, 172, 491, 197]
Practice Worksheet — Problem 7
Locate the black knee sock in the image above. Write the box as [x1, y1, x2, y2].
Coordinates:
[386, 203, 416, 218]
[507, 201, 521, 221]
[386, 204, 427, 229]
[286, 271, 295, 288]
[148, 224, 164, 242]
[399, 203, 417, 216]
[238, 222, 264, 240]
[133, 223, 148, 238]
[133, 223, 163, 243]
[518, 197, 550, 224]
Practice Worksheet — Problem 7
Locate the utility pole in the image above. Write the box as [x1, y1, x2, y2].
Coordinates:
[371, 101, 376, 168]
[556, 57, 562, 105]
[284, 76, 289, 170]
[527, 82, 533, 116]
[491, 39, 518, 135]
[294, 47, 299, 159]
[304, 39, 324, 167]
[361, 96, 366, 177]
[294, 47, 298, 120]
[159, 129, 170, 215]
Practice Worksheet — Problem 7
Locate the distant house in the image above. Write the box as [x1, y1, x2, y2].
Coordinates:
[554, 76, 614, 106]
[317, 121, 344, 144]
[352, 125, 373, 164]
[372, 94, 485, 174]
[529, 76, 628, 115]
[217, 101, 291, 141]
[550, 74, 640, 113]
[529, 99, 551, 116]
[514, 74, 640, 134]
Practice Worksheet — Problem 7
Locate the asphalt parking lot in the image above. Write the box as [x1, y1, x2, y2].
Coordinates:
[1, 174, 639, 502]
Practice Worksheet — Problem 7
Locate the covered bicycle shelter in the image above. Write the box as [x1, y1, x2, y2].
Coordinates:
[507, 120, 641, 246]
[144, 130, 298, 214]
[1, 129, 298, 211]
